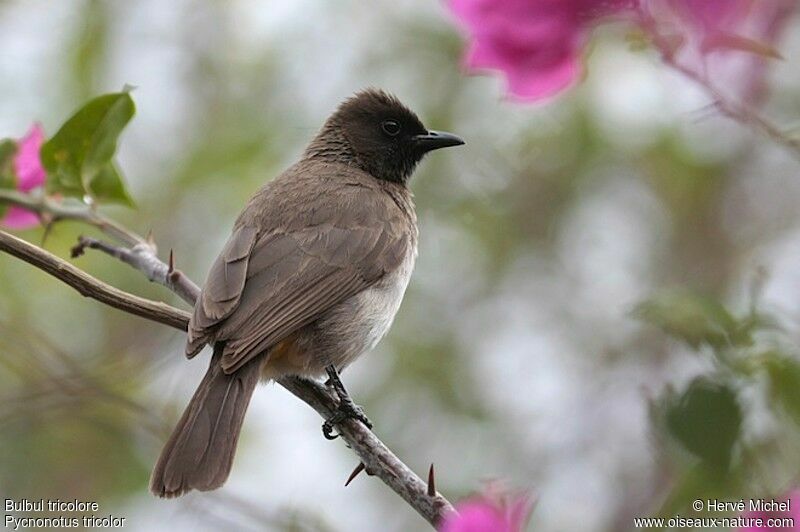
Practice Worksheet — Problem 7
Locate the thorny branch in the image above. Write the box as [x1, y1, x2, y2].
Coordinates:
[71, 235, 198, 306]
[0, 196, 455, 528]
[639, 16, 800, 159]
[0, 230, 189, 331]
[667, 58, 800, 157]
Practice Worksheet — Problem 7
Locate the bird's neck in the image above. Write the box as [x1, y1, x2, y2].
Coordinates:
[303, 123, 359, 166]
[303, 122, 416, 185]
[381, 179, 417, 229]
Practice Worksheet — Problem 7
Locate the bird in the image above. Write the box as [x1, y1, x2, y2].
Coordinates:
[150, 89, 464, 498]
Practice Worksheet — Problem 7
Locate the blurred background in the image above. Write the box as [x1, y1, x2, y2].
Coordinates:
[1, 1, 800, 530]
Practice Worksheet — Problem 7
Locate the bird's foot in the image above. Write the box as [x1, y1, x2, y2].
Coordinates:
[321, 365, 373, 440]
[322, 397, 373, 440]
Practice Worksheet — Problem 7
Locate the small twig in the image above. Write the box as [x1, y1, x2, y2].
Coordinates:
[668, 59, 800, 157]
[639, 16, 800, 159]
[71, 235, 198, 306]
[0, 230, 189, 331]
[0, 190, 199, 306]
[0, 189, 146, 247]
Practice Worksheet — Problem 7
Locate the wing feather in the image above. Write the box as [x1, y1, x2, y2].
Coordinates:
[186, 225, 258, 357]
[184, 172, 413, 372]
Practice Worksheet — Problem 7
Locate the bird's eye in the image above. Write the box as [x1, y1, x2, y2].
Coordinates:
[381, 119, 401, 137]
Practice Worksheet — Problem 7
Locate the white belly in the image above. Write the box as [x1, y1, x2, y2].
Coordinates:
[260, 244, 417, 380]
[357, 252, 415, 350]
[316, 244, 417, 370]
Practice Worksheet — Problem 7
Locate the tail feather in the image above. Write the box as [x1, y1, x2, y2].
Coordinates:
[150, 344, 263, 498]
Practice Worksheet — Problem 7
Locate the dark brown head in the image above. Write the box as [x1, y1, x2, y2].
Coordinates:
[305, 89, 464, 184]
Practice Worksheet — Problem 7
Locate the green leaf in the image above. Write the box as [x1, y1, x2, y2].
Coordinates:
[665, 377, 742, 477]
[633, 290, 751, 349]
[0, 139, 17, 188]
[40, 90, 135, 205]
[0, 139, 18, 219]
[90, 162, 134, 206]
[764, 353, 800, 426]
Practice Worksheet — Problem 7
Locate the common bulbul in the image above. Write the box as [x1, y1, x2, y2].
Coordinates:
[150, 89, 464, 497]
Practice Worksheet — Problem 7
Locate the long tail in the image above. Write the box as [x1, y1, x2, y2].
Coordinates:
[150, 344, 262, 498]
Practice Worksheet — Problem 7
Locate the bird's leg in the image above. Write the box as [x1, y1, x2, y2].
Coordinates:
[322, 365, 373, 440]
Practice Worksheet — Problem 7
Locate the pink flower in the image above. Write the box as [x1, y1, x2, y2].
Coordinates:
[738, 489, 800, 531]
[1, 123, 46, 229]
[447, 0, 796, 105]
[447, 0, 640, 101]
[440, 484, 534, 532]
[648, 0, 766, 54]
[643, 0, 797, 103]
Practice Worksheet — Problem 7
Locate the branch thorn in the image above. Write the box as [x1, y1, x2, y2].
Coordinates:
[168, 249, 174, 274]
[40, 218, 55, 247]
[427, 463, 436, 497]
[145, 230, 157, 251]
[345, 462, 366, 487]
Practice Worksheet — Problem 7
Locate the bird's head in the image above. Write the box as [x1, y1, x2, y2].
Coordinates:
[307, 89, 464, 184]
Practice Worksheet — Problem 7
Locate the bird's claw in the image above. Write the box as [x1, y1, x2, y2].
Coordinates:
[321, 399, 373, 440]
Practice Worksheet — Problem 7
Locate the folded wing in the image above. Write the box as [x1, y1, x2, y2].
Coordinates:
[185, 184, 410, 374]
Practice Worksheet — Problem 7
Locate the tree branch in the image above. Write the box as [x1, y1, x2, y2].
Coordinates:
[71, 235, 199, 306]
[666, 58, 800, 158]
[0, 213, 455, 527]
[0, 189, 146, 247]
[0, 230, 189, 331]
[0, 189, 199, 306]
[639, 16, 800, 159]
[277, 376, 453, 523]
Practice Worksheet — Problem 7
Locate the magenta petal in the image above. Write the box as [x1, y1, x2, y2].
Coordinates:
[448, 0, 637, 103]
[789, 490, 800, 522]
[1, 123, 46, 230]
[466, 41, 504, 71]
[13, 123, 46, 191]
[577, 0, 641, 20]
[506, 495, 536, 529]
[737, 489, 800, 531]
[505, 54, 582, 101]
[441, 503, 511, 532]
[650, 0, 797, 104]
[1, 206, 40, 229]
[677, 0, 751, 31]
[441, 488, 534, 532]
[449, 0, 487, 27]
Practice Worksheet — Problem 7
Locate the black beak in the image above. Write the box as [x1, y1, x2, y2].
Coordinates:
[413, 130, 465, 152]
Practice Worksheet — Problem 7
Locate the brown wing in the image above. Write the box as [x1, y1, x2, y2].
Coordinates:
[186, 179, 411, 374]
[186, 224, 258, 357]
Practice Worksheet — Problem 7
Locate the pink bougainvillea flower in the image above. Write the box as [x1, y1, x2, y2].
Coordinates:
[651, 0, 780, 58]
[440, 484, 535, 532]
[643, 0, 797, 103]
[448, 0, 640, 101]
[1, 123, 46, 229]
[738, 489, 800, 531]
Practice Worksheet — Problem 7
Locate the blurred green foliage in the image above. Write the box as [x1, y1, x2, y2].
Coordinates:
[765, 354, 800, 427]
[664, 377, 742, 476]
[634, 289, 754, 349]
[637, 286, 800, 523]
[0, 139, 16, 217]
